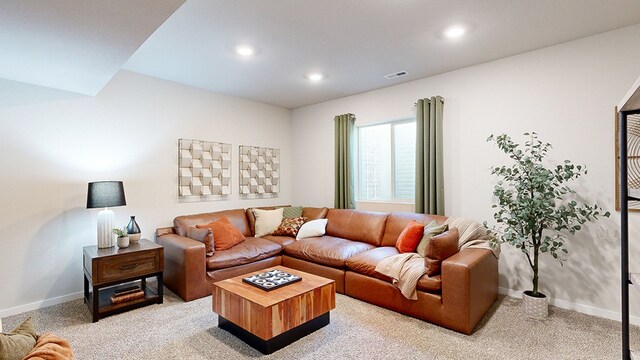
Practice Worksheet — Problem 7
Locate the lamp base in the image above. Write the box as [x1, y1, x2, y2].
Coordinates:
[97, 208, 115, 248]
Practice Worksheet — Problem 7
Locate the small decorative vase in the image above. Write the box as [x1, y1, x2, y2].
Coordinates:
[127, 216, 141, 243]
[522, 290, 548, 318]
[117, 236, 130, 248]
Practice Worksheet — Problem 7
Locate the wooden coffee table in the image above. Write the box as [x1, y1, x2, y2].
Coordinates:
[212, 266, 335, 354]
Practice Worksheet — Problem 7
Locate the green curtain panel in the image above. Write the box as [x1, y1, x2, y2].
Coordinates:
[415, 96, 445, 215]
[334, 113, 356, 209]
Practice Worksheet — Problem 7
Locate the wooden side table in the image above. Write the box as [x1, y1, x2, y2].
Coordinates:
[83, 239, 164, 322]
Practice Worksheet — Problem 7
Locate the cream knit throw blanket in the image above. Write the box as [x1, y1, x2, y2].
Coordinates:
[445, 217, 501, 258]
[374, 253, 426, 300]
[375, 217, 500, 300]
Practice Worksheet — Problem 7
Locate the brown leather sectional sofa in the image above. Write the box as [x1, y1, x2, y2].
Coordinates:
[156, 206, 498, 334]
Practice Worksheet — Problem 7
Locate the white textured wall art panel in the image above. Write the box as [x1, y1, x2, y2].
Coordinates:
[179, 138, 231, 200]
[239, 145, 279, 198]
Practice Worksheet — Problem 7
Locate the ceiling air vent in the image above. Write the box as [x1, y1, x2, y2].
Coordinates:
[384, 71, 408, 80]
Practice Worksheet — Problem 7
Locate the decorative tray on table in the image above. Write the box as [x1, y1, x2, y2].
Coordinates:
[242, 269, 302, 291]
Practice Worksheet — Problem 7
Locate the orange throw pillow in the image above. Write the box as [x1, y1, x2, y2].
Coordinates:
[197, 217, 245, 251]
[395, 220, 425, 253]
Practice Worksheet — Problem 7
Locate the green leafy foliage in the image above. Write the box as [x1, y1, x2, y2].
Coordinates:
[486, 132, 610, 297]
[112, 227, 127, 238]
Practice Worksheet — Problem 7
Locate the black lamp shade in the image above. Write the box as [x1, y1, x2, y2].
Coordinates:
[86, 181, 127, 209]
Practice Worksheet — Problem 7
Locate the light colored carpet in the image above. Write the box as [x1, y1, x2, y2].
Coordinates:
[2, 289, 635, 359]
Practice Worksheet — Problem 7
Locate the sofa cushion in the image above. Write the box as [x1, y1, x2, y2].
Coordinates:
[380, 211, 448, 247]
[186, 227, 214, 257]
[206, 237, 282, 270]
[417, 274, 442, 293]
[174, 209, 251, 237]
[425, 229, 460, 276]
[325, 209, 388, 246]
[345, 246, 399, 281]
[197, 217, 245, 251]
[261, 235, 296, 247]
[284, 236, 375, 268]
[302, 207, 329, 221]
[345, 247, 442, 292]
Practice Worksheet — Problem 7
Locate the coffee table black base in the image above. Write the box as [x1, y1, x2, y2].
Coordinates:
[218, 312, 330, 355]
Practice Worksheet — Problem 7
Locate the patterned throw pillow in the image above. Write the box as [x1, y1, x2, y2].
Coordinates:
[282, 206, 303, 219]
[272, 217, 307, 237]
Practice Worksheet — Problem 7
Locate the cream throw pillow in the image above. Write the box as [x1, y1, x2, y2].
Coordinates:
[253, 208, 284, 237]
[296, 219, 328, 240]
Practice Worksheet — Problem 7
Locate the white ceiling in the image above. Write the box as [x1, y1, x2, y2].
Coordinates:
[3, 1, 640, 107]
[123, 0, 640, 109]
[0, 0, 184, 96]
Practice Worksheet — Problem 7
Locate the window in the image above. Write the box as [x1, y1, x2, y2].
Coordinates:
[357, 120, 416, 201]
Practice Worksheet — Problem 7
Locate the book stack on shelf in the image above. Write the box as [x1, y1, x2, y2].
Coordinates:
[110, 286, 144, 304]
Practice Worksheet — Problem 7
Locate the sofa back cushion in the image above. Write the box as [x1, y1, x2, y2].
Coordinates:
[245, 205, 290, 236]
[380, 211, 448, 247]
[174, 209, 251, 237]
[325, 209, 388, 246]
[302, 207, 329, 221]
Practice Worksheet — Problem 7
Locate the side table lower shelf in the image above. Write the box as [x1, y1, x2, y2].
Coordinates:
[84, 277, 163, 322]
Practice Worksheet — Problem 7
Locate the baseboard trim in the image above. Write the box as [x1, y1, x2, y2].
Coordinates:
[0, 292, 84, 319]
[2, 288, 638, 326]
[499, 287, 640, 326]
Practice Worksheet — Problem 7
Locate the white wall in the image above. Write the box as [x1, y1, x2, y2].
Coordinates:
[0, 70, 292, 315]
[291, 24, 640, 321]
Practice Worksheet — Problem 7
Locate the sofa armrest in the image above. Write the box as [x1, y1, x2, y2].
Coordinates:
[157, 233, 207, 301]
[441, 248, 498, 334]
[156, 226, 175, 237]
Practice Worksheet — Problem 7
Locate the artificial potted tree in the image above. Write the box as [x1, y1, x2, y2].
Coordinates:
[486, 132, 609, 317]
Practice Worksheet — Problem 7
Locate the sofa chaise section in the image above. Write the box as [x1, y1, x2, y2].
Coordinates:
[342, 212, 498, 334]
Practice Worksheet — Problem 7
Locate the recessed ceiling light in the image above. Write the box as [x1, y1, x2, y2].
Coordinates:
[235, 45, 255, 57]
[444, 25, 466, 39]
[307, 73, 324, 82]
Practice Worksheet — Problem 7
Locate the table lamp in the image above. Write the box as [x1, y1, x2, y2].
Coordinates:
[87, 181, 127, 248]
